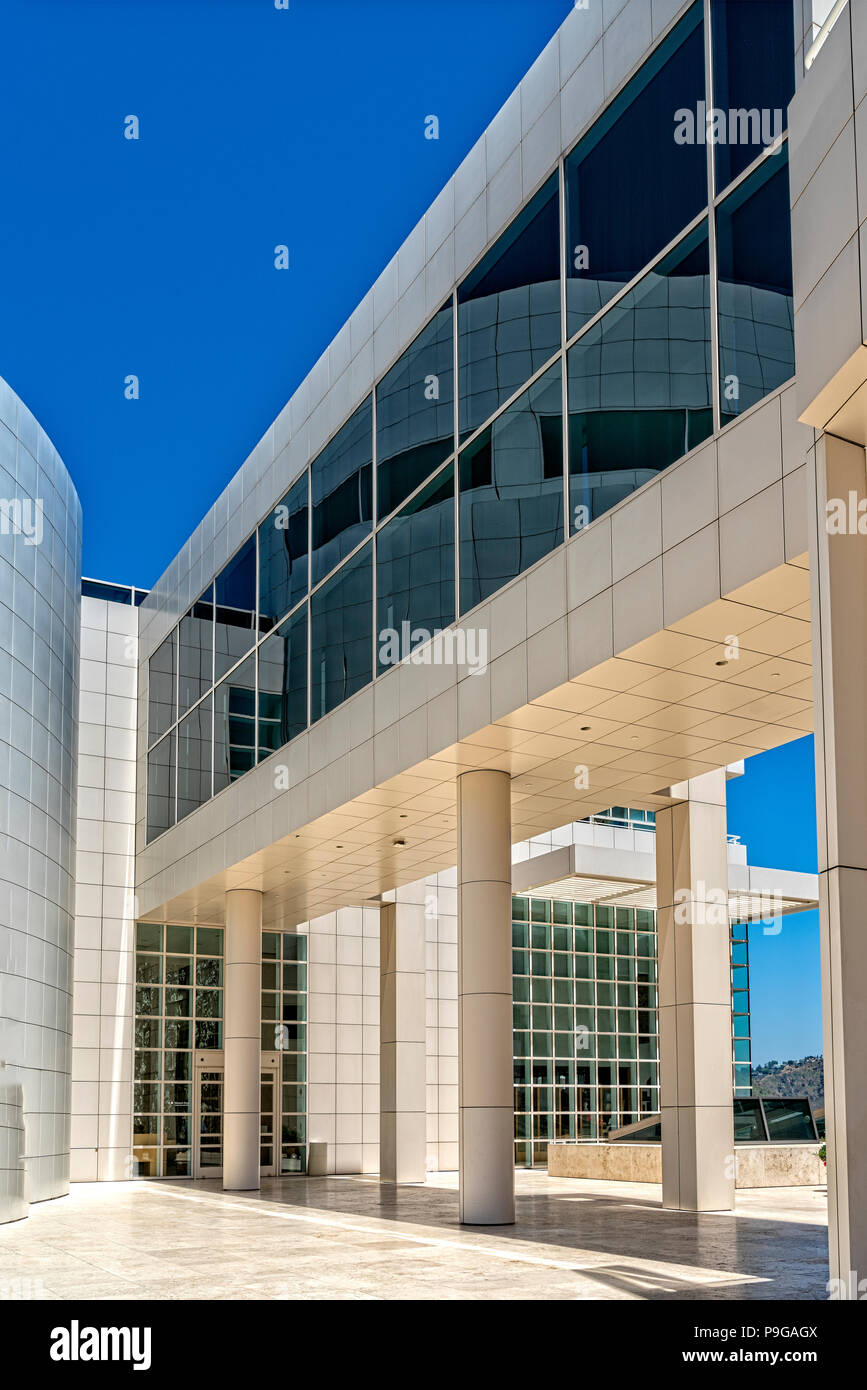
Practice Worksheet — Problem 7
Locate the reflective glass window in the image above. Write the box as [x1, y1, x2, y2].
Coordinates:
[178, 587, 213, 718]
[376, 464, 455, 673]
[147, 732, 176, 840]
[176, 696, 212, 822]
[376, 304, 454, 518]
[566, 2, 706, 336]
[258, 473, 308, 632]
[459, 360, 563, 613]
[148, 632, 175, 744]
[717, 153, 793, 423]
[215, 536, 256, 681]
[712, 0, 794, 192]
[310, 541, 372, 722]
[567, 222, 712, 533]
[213, 653, 256, 792]
[311, 396, 372, 585]
[458, 174, 560, 440]
[257, 604, 308, 758]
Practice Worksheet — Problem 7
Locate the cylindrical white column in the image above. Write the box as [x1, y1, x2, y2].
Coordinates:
[223, 889, 262, 1191]
[457, 769, 515, 1225]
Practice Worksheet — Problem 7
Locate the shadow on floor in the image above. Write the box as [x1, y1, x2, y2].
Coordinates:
[169, 1172, 829, 1300]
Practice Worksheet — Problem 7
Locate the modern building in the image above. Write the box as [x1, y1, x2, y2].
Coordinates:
[0, 376, 81, 1221]
[0, 0, 863, 1296]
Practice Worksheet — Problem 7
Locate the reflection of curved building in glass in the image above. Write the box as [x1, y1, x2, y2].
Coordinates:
[0, 375, 81, 1223]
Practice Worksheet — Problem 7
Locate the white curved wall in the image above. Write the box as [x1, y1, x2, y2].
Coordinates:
[0, 375, 81, 1217]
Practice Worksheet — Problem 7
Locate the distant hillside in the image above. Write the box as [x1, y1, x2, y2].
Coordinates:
[751, 1055, 824, 1109]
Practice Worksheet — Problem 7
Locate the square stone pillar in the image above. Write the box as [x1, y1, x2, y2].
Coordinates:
[379, 881, 426, 1183]
[808, 431, 867, 1290]
[656, 769, 735, 1212]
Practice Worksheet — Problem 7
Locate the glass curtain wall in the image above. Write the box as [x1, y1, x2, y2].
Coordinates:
[145, 0, 795, 840]
[133, 922, 225, 1178]
[261, 932, 308, 1173]
[133, 924, 308, 1178]
[513, 895, 751, 1166]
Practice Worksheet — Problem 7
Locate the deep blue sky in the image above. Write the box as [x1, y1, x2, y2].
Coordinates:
[0, 0, 821, 1066]
[726, 737, 821, 1066]
[0, 0, 573, 586]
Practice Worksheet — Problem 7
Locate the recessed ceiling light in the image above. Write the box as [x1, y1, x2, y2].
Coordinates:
[393, 838, 406, 846]
[581, 725, 591, 732]
[715, 659, 727, 667]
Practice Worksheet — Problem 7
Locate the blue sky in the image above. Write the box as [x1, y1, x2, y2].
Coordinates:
[0, 0, 821, 1066]
[726, 737, 821, 1066]
[0, 0, 572, 585]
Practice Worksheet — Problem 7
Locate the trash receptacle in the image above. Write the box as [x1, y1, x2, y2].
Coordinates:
[307, 1142, 327, 1176]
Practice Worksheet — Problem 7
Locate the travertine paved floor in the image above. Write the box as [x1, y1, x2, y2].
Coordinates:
[0, 1171, 829, 1300]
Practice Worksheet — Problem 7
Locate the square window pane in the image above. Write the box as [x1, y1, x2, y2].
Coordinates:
[134, 1050, 160, 1081]
[134, 1117, 160, 1147]
[136, 922, 162, 952]
[163, 1083, 191, 1113]
[136, 955, 161, 984]
[135, 986, 160, 1017]
[196, 957, 222, 988]
[166, 925, 193, 954]
[196, 926, 223, 956]
[163, 1148, 191, 1177]
[195, 1020, 222, 1049]
[164, 988, 192, 1018]
[196, 988, 222, 1019]
[134, 1018, 160, 1049]
[134, 1083, 160, 1112]
[165, 956, 192, 986]
[163, 1052, 192, 1081]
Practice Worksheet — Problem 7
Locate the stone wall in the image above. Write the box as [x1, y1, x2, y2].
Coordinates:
[548, 1142, 825, 1187]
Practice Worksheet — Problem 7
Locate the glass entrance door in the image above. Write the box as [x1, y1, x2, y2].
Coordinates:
[195, 1066, 224, 1178]
[260, 1065, 278, 1176]
[194, 1059, 279, 1179]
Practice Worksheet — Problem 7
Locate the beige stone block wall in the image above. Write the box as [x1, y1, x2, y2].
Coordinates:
[547, 1143, 825, 1187]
